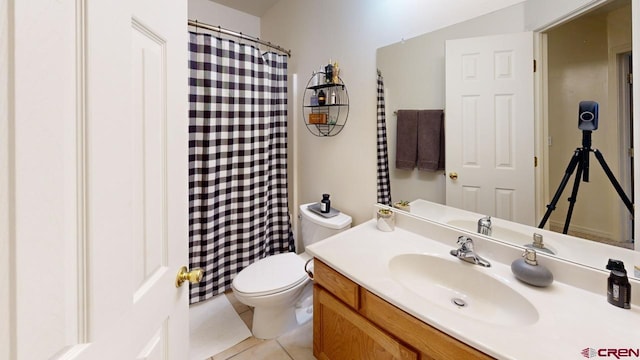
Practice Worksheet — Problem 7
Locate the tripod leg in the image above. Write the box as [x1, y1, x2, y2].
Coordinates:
[593, 149, 634, 216]
[582, 143, 590, 183]
[563, 159, 584, 234]
[538, 149, 581, 228]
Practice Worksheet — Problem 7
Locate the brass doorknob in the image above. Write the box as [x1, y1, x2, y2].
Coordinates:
[449, 172, 458, 180]
[175, 266, 204, 288]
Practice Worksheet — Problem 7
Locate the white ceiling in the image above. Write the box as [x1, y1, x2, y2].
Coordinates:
[209, 0, 280, 17]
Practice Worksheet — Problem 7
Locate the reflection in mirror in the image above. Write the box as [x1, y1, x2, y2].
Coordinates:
[546, 0, 632, 246]
[377, 3, 528, 207]
[376, 0, 637, 276]
[408, 199, 640, 279]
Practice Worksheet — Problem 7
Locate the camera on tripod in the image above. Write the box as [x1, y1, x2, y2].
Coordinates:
[578, 100, 599, 131]
[539, 100, 633, 233]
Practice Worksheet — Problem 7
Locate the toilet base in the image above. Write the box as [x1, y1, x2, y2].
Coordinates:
[251, 305, 299, 339]
[249, 283, 313, 340]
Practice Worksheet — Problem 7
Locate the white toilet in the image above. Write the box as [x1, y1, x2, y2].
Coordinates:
[231, 202, 352, 339]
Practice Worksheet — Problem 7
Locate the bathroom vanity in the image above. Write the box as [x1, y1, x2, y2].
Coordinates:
[313, 259, 491, 359]
[306, 206, 640, 360]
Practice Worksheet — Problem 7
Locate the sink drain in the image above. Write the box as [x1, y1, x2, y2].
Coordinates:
[451, 298, 467, 307]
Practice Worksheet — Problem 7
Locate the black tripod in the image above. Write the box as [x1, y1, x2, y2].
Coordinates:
[538, 130, 634, 233]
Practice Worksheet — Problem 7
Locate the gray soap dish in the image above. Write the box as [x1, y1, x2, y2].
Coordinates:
[511, 248, 554, 287]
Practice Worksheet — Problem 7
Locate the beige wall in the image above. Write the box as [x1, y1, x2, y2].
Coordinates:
[547, 4, 631, 241]
[525, 0, 608, 30]
[188, 0, 260, 36]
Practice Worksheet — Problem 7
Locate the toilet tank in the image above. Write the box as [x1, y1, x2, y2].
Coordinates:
[299, 202, 352, 250]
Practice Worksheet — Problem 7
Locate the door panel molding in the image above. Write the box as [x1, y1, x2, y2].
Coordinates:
[446, 32, 535, 225]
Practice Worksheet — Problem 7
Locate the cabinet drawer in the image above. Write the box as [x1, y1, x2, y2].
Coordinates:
[314, 259, 359, 309]
[360, 289, 494, 360]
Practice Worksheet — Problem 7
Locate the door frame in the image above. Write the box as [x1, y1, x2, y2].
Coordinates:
[534, 32, 549, 227]
[1, 0, 14, 357]
[615, 49, 633, 242]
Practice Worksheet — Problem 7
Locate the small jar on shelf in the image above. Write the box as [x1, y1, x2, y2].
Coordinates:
[329, 90, 336, 105]
[318, 90, 326, 105]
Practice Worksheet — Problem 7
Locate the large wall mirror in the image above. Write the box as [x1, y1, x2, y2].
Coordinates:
[377, 0, 638, 276]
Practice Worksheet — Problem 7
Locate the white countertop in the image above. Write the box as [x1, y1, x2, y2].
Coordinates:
[306, 212, 640, 360]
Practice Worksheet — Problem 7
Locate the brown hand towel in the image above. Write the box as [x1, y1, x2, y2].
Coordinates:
[395, 110, 418, 170]
[417, 110, 445, 171]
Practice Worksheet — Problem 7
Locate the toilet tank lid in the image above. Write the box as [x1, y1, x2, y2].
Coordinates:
[299, 202, 352, 230]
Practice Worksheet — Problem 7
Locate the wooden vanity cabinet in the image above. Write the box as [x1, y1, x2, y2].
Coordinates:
[313, 259, 493, 360]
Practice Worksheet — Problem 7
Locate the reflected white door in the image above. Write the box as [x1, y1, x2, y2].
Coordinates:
[4, 0, 189, 358]
[445, 32, 535, 225]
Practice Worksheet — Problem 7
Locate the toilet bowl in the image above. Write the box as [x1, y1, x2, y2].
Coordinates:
[231, 202, 351, 339]
[231, 253, 311, 339]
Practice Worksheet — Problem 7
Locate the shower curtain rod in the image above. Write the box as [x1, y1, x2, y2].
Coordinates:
[188, 19, 291, 57]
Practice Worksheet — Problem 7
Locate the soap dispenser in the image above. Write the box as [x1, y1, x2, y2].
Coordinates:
[524, 233, 555, 255]
[511, 248, 554, 287]
[606, 259, 631, 309]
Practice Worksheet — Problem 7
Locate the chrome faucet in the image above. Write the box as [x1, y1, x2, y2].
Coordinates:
[450, 236, 491, 267]
[477, 216, 492, 236]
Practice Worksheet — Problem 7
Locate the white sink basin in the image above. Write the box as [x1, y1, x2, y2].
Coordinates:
[446, 219, 558, 255]
[388, 254, 539, 327]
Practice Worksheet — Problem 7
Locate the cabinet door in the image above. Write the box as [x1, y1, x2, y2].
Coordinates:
[313, 286, 418, 360]
[361, 289, 493, 360]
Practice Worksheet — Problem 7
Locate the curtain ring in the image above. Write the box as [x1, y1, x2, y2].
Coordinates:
[304, 258, 314, 280]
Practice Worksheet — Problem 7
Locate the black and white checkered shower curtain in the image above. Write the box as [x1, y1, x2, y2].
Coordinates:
[188, 31, 294, 304]
[376, 70, 392, 205]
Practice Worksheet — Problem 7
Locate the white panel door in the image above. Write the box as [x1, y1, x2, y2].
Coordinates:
[445, 32, 535, 225]
[4, 0, 189, 359]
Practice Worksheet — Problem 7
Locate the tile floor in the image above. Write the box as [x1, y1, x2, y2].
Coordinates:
[549, 224, 635, 249]
[206, 291, 316, 360]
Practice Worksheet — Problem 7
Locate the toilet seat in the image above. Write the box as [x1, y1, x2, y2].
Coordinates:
[232, 253, 308, 297]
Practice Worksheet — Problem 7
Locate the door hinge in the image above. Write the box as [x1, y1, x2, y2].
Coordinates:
[534, 156, 538, 167]
[533, 59, 537, 72]
[629, 147, 634, 158]
[628, 72, 633, 85]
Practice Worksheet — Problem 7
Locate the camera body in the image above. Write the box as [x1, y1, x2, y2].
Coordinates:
[578, 101, 599, 131]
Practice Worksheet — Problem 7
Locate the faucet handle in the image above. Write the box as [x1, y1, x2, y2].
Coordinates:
[456, 236, 474, 251]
